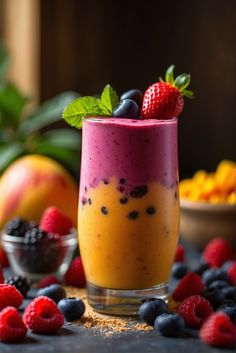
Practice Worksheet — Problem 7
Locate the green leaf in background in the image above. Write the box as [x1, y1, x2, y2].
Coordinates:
[34, 142, 80, 173]
[20, 91, 78, 135]
[0, 42, 9, 81]
[0, 82, 28, 127]
[41, 128, 81, 150]
[62, 96, 109, 129]
[0, 143, 26, 174]
[100, 84, 119, 114]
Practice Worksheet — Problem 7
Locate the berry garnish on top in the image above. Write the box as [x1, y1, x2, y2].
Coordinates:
[120, 89, 143, 108]
[112, 99, 140, 119]
[62, 66, 193, 128]
[141, 65, 193, 120]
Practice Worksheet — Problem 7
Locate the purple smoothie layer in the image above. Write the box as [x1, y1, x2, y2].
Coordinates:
[80, 117, 178, 194]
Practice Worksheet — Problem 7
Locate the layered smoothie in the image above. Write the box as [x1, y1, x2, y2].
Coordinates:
[78, 117, 179, 290]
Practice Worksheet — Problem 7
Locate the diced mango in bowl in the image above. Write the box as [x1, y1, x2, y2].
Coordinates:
[180, 160, 236, 204]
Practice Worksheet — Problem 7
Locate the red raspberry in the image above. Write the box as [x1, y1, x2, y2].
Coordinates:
[0, 248, 9, 267]
[175, 244, 185, 262]
[23, 296, 64, 333]
[64, 256, 86, 288]
[202, 237, 234, 267]
[40, 206, 73, 235]
[172, 272, 205, 302]
[0, 284, 23, 311]
[178, 295, 213, 328]
[227, 261, 236, 285]
[39, 275, 61, 288]
[200, 312, 236, 348]
[0, 307, 27, 342]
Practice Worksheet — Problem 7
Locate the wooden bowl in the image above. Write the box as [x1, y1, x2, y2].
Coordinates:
[180, 199, 236, 250]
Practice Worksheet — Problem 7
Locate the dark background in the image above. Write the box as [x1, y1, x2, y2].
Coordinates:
[40, 0, 236, 179]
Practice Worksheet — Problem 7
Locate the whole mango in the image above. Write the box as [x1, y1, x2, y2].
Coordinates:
[0, 155, 78, 228]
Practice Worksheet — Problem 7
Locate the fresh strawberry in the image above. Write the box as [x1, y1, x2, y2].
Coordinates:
[175, 244, 185, 262]
[200, 312, 236, 348]
[172, 272, 205, 302]
[64, 256, 86, 288]
[227, 261, 236, 285]
[202, 237, 234, 268]
[40, 206, 73, 235]
[141, 65, 193, 120]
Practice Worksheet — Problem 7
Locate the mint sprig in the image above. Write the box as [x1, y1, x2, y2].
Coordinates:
[62, 84, 119, 129]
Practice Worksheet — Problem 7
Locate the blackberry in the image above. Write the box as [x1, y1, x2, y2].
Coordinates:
[24, 227, 49, 245]
[5, 275, 31, 297]
[19, 228, 63, 273]
[4, 217, 29, 237]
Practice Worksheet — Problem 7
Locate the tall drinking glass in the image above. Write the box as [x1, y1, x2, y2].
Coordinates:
[78, 117, 179, 314]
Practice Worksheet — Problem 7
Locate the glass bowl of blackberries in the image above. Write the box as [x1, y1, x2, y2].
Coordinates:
[1, 217, 77, 281]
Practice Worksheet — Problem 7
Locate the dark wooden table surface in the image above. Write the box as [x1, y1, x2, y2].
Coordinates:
[0, 242, 234, 353]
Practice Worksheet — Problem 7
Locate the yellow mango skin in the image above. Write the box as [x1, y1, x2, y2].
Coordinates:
[0, 155, 78, 228]
[79, 178, 179, 289]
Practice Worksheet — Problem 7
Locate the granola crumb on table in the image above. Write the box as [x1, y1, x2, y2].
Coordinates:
[65, 287, 152, 336]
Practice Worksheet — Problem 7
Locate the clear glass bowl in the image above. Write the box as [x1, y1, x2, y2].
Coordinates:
[1, 230, 77, 281]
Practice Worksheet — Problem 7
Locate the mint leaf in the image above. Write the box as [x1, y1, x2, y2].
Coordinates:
[100, 84, 118, 114]
[62, 96, 109, 129]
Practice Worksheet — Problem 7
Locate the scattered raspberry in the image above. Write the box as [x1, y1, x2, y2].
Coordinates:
[23, 296, 64, 333]
[202, 237, 234, 268]
[64, 256, 86, 288]
[39, 275, 61, 288]
[175, 244, 185, 262]
[0, 307, 27, 342]
[0, 265, 4, 284]
[40, 206, 73, 236]
[227, 261, 236, 286]
[172, 272, 205, 302]
[200, 312, 236, 348]
[0, 284, 23, 310]
[0, 248, 9, 267]
[178, 295, 213, 328]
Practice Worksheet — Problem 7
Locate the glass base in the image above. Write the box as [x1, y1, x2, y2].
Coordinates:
[87, 282, 168, 315]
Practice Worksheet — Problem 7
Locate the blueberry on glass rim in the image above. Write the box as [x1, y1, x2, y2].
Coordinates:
[120, 89, 143, 108]
[112, 99, 140, 119]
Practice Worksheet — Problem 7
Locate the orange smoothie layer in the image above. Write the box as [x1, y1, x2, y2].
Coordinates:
[79, 177, 179, 289]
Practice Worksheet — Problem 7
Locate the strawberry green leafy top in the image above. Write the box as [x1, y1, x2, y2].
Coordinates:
[160, 65, 194, 99]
